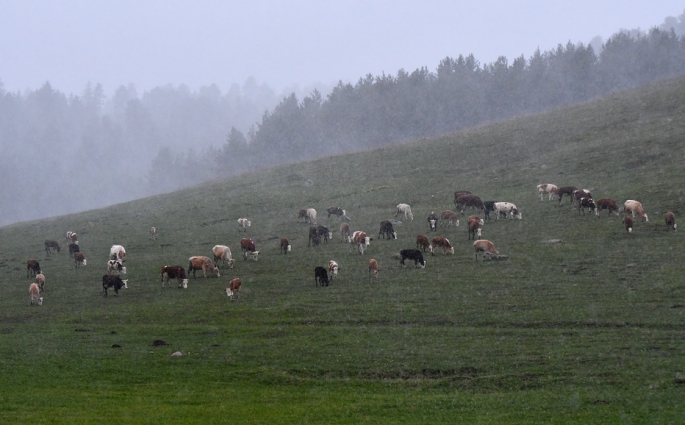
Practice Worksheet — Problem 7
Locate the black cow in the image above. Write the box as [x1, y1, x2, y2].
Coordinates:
[314, 266, 330, 286]
[378, 220, 397, 239]
[327, 206, 345, 218]
[427, 212, 438, 231]
[399, 249, 426, 268]
[578, 197, 597, 215]
[68, 242, 80, 257]
[102, 274, 128, 296]
[309, 225, 330, 246]
[483, 201, 498, 220]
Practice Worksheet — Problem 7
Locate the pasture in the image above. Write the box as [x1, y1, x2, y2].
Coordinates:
[1, 76, 685, 423]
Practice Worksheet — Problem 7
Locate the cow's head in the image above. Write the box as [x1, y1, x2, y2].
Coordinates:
[287, 245, 292, 252]
[213, 267, 220, 277]
[121, 279, 129, 289]
[227, 259, 236, 269]
[181, 279, 188, 289]
[392, 231, 397, 239]
[419, 259, 426, 269]
[81, 259, 87, 266]
[429, 219, 437, 231]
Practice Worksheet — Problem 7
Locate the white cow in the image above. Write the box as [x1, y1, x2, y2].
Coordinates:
[493, 202, 522, 220]
[306, 208, 317, 225]
[395, 203, 414, 221]
[109, 245, 126, 261]
[536, 184, 558, 201]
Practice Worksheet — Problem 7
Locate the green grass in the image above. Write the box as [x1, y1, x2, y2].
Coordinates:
[2, 76, 685, 423]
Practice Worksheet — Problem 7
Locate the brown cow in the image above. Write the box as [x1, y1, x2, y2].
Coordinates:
[44, 240, 61, 255]
[416, 234, 432, 253]
[27, 259, 41, 278]
[455, 194, 485, 214]
[622, 216, 634, 233]
[74, 252, 87, 268]
[665, 212, 677, 231]
[368, 259, 379, 279]
[431, 237, 454, 255]
[467, 215, 483, 240]
[240, 238, 259, 260]
[188, 256, 220, 278]
[595, 198, 619, 217]
[161, 265, 188, 288]
[226, 278, 242, 300]
[280, 238, 291, 254]
[556, 186, 578, 204]
[473, 240, 499, 261]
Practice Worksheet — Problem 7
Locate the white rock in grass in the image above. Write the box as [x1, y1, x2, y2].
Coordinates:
[170, 351, 183, 357]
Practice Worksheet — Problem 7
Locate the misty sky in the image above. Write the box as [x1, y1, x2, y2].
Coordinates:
[1, 0, 684, 97]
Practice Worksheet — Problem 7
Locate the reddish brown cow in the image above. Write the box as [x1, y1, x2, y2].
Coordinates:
[431, 237, 454, 255]
[240, 238, 258, 260]
[188, 256, 220, 278]
[622, 216, 634, 233]
[473, 240, 499, 260]
[27, 259, 41, 278]
[280, 238, 291, 254]
[556, 186, 578, 204]
[226, 278, 242, 300]
[455, 194, 485, 214]
[368, 259, 379, 279]
[595, 198, 619, 217]
[665, 212, 677, 231]
[440, 210, 459, 227]
[416, 235, 432, 253]
[467, 215, 483, 240]
[74, 252, 87, 268]
[161, 265, 188, 288]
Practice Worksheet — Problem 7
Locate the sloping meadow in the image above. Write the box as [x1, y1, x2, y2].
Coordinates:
[1, 76, 684, 423]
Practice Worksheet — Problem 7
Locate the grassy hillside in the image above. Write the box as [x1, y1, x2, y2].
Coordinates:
[1, 75, 685, 423]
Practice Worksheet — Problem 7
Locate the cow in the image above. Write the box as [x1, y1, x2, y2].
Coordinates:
[378, 220, 397, 240]
[74, 252, 87, 268]
[483, 201, 498, 220]
[328, 260, 339, 279]
[309, 225, 330, 246]
[149, 226, 158, 239]
[453, 191, 472, 206]
[226, 278, 242, 300]
[107, 259, 126, 275]
[161, 265, 188, 289]
[493, 202, 522, 220]
[351, 231, 371, 255]
[431, 237, 455, 255]
[68, 242, 80, 257]
[427, 212, 438, 232]
[537, 184, 558, 201]
[340, 223, 352, 243]
[66, 231, 78, 244]
[240, 238, 259, 260]
[578, 197, 597, 215]
[314, 266, 329, 286]
[474, 239, 499, 261]
[572, 189, 593, 206]
[44, 240, 61, 255]
[415, 235, 432, 253]
[237, 218, 251, 232]
[665, 212, 677, 231]
[212, 245, 235, 268]
[556, 186, 578, 204]
[327, 206, 345, 218]
[624, 200, 649, 222]
[102, 274, 128, 296]
[468, 215, 483, 240]
[109, 245, 126, 261]
[368, 258, 379, 279]
[595, 198, 620, 217]
[455, 194, 485, 214]
[395, 203, 414, 221]
[26, 259, 41, 278]
[188, 256, 220, 278]
[297, 209, 309, 222]
[306, 208, 317, 225]
[317, 225, 332, 243]
[440, 210, 459, 227]
[35, 273, 45, 292]
[29, 283, 42, 306]
[280, 238, 291, 254]
[399, 249, 426, 268]
[623, 216, 634, 233]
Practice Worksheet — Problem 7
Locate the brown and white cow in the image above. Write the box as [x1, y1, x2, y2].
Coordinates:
[622, 216, 634, 233]
[161, 265, 188, 288]
[351, 231, 371, 255]
[473, 240, 499, 261]
[416, 234, 432, 253]
[26, 259, 41, 278]
[572, 189, 592, 206]
[74, 252, 87, 268]
[467, 215, 483, 240]
[212, 245, 235, 268]
[431, 237, 454, 255]
[536, 184, 558, 201]
[226, 278, 242, 300]
[440, 210, 459, 227]
[368, 258, 379, 279]
[66, 231, 78, 244]
[107, 259, 126, 275]
[328, 260, 339, 279]
[35, 273, 45, 292]
[240, 238, 258, 261]
[109, 245, 126, 261]
[624, 200, 649, 222]
[665, 212, 677, 231]
[29, 282, 42, 306]
[340, 223, 352, 243]
[188, 256, 220, 278]
[280, 238, 291, 254]
[578, 197, 597, 215]
[556, 186, 578, 204]
[595, 198, 620, 217]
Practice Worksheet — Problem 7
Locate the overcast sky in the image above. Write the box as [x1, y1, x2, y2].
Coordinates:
[1, 0, 683, 97]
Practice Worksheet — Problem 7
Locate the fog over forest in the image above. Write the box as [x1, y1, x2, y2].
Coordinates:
[1, 11, 685, 227]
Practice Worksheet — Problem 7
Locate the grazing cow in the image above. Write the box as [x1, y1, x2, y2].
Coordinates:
[35, 273, 45, 292]
[149, 226, 158, 238]
[107, 259, 127, 275]
[483, 201, 498, 220]
[339, 222, 352, 243]
[297, 209, 309, 222]
[468, 215, 483, 240]
[399, 249, 426, 268]
[74, 252, 87, 268]
[309, 225, 330, 246]
[161, 265, 188, 288]
[68, 242, 80, 257]
[537, 184, 558, 201]
[431, 237, 455, 255]
[427, 212, 438, 232]
[226, 278, 242, 300]
[240, 238, 258, 260]
[188, 256, 220, 278]
[26, 259, 41, 278]
[595, 198, 620, 217]
[455, 194, 485, 214]
[351, 231, 371, 255]
[473, 239, 499, 261]
[327, 206, 345, 218]
[378, 220, 397, 240]
[665, 212, 677, 231]
[623, 216, 634, 233]
[624, 200, 649, 222]
[453, 191, 472, 206]
[317, 225, 332, 243]
[572, 189, 593, 206]
[314, 266, 329, 286]
[328, 260, 339, 279]
[102, 274, 128, 296]
[493, 202, 522, 220]
[440, 210, 459, 227]
[306, 208, 317, 225]
[280, 238, 291, 254]
[109, 245, 126, 261]
[415, 234, 432, 253]
[44, 240, 61, 255]
[368, 258, 379, 279]
[578, 197, 597, 215]
[396, 203, 414, 221]
[29, 283, 42, 306]
[237, 218, 251, 232]
[66, 231, 78, 244]
[557, 186, 578, 204]
[212, 245, 235, 268]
